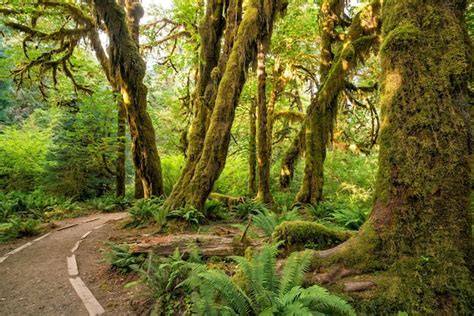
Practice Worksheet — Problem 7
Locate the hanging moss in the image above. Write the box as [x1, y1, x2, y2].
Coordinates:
[273, 220, 353, 251]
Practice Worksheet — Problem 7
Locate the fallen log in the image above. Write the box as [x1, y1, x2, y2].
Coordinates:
[129, 234, 260, 258]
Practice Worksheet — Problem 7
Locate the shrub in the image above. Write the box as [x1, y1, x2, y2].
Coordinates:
[126, 197, 166, 228]
[104, 242, 145, 272]
[161, 155, 185, 195]
[168, 207, 206, 226]
[0, 123, 52, 191]
[203, 199, 228, 221]
[0, 217, 41, 241]
[130, 248, 203, 315]
[88, 194, 132, 212]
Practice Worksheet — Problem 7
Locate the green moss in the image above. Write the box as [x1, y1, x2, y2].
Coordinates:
[351, 255, 474, 315]
[272, 220, 353, 251]
[380, 23, 420, 54]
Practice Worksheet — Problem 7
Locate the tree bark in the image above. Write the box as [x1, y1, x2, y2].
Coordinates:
[116, 97, 126, 197]
[314, 1, 473, 313]
[248, 98, 257, 195]
[255, 39, 273, 203]
[94, 0, 164, 198]
[124, 0, 144, 199]
[279, 127, 304, 190]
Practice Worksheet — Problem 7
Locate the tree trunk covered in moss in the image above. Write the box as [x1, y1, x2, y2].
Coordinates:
[248, 99, 257, 195]
[316, 1, 473, 313]
[296, 0, 380, 204]
[267, 64, 286, 163]
[94, 0, 163, 198]
[165, 0, 285, 210]
[164, 0, 241, 209]
[116, 97, 127, 197]
[295, 0, 343, 204]
[166, 0, 226, 202]
[124, 0, 144, 199]
[255, 39, 273, 203]
[279, 127, 304, 190]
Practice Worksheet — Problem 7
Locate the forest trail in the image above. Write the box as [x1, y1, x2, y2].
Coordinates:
[0, 212, 127, 316]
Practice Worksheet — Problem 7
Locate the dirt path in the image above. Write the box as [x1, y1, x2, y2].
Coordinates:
[0, 212, 127, 316]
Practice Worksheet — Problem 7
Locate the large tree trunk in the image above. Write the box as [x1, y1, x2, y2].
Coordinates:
[124, 0, 145, 199]
[255, 39, 273, 203]
[313, 1, 473, 313]
[165, 0, 285, 210]
[94, 0, 164, 198]
[295, 105, 325, 204]
[87, 18, 127, 198]
[164, 0, 239, 210]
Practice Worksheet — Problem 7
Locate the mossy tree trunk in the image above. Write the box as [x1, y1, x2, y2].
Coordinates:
[165, 0, 226, 204]
[255, 39, 273, 203]
[165, 0, 285, 210]
[296, 0, 380, 204]
[279, 127, 304, 190]
[116, 97, 127, 197]
[94, 0, 164, 198]
[248, 98, 257, 195]
[87, 16, 127, 198]
[116, 0, 141, 198]
[295, 0, 343, 205]
[164, 0, 240, 210]
[315, 1, 473, 313]
[267, 63, 287, 164]
[123, 0, 145, 199]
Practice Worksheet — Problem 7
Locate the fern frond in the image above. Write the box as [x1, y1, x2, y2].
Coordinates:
[198, 270, 254, 315]
[252, 209, 278, 237]
[255, 244, 279, 293]
[278, 250, 312, 296]
[284, 301, 314, 316]
[299, 285, 356, 316]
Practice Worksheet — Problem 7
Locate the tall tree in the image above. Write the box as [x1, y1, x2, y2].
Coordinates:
[255, 39, 273, 203]
[248, 98, 257, 195]
[314, 0, 473, 313]
[165, 0, 286, 210]
[296, 0, 380, 204]
[164, 0, 228, 208]
[94, 0, 164, 198]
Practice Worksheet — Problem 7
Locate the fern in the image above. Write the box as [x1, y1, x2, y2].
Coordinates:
[198, 269, 254, 315]
[279, 250, 312, 296]
[252, 208, 304, 238]
[297, 285, 356, 316]
[187, 244, 356, 315]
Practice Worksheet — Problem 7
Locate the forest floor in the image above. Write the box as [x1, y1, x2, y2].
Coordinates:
[0, 212, 146, 316]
